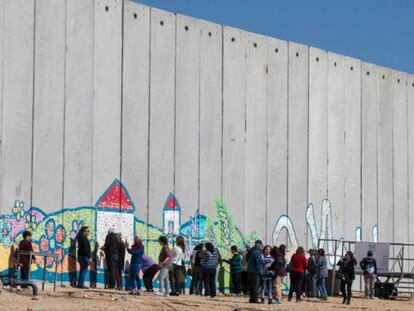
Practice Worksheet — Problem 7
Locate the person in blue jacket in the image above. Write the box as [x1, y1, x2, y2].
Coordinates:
[126, 236, 144, 295]
[246, 240, 264, 303]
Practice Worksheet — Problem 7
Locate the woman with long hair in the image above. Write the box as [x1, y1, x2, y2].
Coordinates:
[288, 246, 307, 302]
[316, 248, 328, 300]
[337, 251, 357, 305]
[157, 236, 173, 297]
[201, 242, 219, 298]
[126, 236, 144, 295]
[170, 235, 186, 295]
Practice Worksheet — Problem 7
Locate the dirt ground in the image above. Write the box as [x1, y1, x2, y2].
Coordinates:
[0, 287, 413, 311]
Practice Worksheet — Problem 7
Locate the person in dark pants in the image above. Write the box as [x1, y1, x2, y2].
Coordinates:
[201, 242, 219, 298]
[337, 251, 357, 305]
[142, 255, 159, 292]
[305, 249, 317, 298]
[76, 226, 91, 289]
[241, 245, 251, 295]
[246, 240, 264, 303]
[102, 229, 119, 289]
[288, 246, 307, 302]
[190, 244, 204, 295]
[223, 245, 243, 295]
[18, 231, 36, 283]
[116, 234, 126, 290]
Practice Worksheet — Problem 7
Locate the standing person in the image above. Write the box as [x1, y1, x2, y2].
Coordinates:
[316, 248, 328, 301]
[190, 244, 204, 295]
[126, 236, 144, 295]
[272, 245, 286, 305]
[102, 229, 119, 289]
[157, 236, 173, 297]
[337, 251, 357, 305]
[246, 240, 264, 304]
[223, 245, 243, 296]
[201, 242, 219, 298]
[142, 254, 159, 292]
[18, 231, 36, 283]
[170, 236, 186, 296]
[360, 250, 377, 299]
[76, 226, 91, 289]
[115, 233, 126, 290]
[241, 245, 250, 295]
[306, 249, 317, 298]
[261, 245, 274, 304]
[288, 246, 307, 302]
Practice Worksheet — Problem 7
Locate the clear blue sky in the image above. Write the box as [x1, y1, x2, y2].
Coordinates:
[134, 0, 414, 74]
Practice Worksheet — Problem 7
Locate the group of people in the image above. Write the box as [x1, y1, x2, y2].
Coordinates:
[16, 227, 378, 305]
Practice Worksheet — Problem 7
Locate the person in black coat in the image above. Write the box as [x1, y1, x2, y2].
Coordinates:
[102, 229, 119, 289]
[76, 226, 92, 289]
[116, 233, 126, 290]
[337, 251, 357, 305]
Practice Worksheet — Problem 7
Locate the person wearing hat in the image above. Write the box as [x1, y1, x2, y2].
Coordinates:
[246, 240, 264, 303]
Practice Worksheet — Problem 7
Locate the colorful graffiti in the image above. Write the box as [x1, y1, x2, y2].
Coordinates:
[0, 178, 378, 286]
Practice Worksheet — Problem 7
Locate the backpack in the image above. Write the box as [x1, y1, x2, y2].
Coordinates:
[366, 260, 375, 275]
[307, 256, 316, 275]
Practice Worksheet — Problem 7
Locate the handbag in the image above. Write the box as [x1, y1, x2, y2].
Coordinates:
[335, 270, 344, 280]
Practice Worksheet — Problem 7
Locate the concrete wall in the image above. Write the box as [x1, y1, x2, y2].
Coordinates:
[0, 0, 413, 282]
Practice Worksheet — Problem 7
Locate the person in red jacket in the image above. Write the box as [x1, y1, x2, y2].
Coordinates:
[288, 246, 307, 302]
[18, 231, 36, 281]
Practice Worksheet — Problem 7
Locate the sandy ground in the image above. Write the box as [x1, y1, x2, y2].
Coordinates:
[0, 287, 413, 311]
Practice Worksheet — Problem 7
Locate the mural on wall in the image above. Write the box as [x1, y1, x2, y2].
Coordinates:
[0, 178, 378, 285]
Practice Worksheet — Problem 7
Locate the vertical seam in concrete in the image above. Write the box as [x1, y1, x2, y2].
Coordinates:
[146, 7, 152, 248]
[197, 24, 201, 218]
[359, 64, 363, 237]
[265, 47, 269, 244]
[120, 0, 125, 211]
[376, 72, 379, 236]
[406, 78, 409, 242]
[391, 75, 395, 244]
[29, 0, 37, 213]
[286, 43, 290, 223]
[91, 0, 96, 208]
[306, 46, 310, 249]
[0, 0, 5, 192]
[61, 0, 68, 285]
[220, 26, 224, 200]
[173, 13, 177, 198]
[243, 34, 247, 234]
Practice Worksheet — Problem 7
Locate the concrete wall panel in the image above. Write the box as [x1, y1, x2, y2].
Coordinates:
[344, 57, 361, 241]
[245, 33, 268, 240]
[32, 0, 65, 212]
[199, 20, 222, 219]
[327, 53, 345, 240]
[175, 14, 200, 222]
[266, 38, 288, 243]
[288, 42, 309, 247]
[0, 0, 3, 212]
[361, 62, 378, 241]
[148, 8, 176, 229]
[92, 0, 122, 204]
[122, 1, 150, 222]
[377, 67, 393, 243]
[308, 47, 328, 229]
[0, 1, 34, 213]
[64, 0, 94, 208]
[392, 71, 408, 244]
[223, 27, 246, 233]
[408, 75, 414, 263]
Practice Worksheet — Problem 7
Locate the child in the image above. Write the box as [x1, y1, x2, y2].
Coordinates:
[223, 245, 243, 295]
[18, 231, 36, 282]
[261, 245, 274, 304]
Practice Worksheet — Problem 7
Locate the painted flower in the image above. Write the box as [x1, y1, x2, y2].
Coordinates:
[25, 214, 37, 231]
[39, 219, 67, 267]
[0, 220, 12, 248]
[12, 200, 25, 222]
[69, 220, 85, 240]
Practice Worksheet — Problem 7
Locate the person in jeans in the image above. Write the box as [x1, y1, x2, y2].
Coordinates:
[337, 251, 357, 305]
[260, 245, 274, 304]
[246, 240, 264, 303]
[142, 255, 159, 292]
[18, 231, 36, 283]
[102, 229, 119, 289]
[190, 244, 204, 295]
[76, 226, 91, 289]
[157, 236, 173, 297]
[288, 246, 307, 302]
[270, 245, 286, 305]
[316, 248, 328, 300]
[126, 236, 144, 295]
[360, 250, 377, 299]
[223, 245, 243, 296]
[201, 242, 219, 298]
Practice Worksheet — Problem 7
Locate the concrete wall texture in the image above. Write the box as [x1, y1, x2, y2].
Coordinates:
[0, 0, 414, 281]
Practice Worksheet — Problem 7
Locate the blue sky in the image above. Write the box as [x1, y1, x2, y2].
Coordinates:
[134, 0, 414, 74]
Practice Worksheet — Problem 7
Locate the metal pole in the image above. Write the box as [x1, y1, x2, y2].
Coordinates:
[42, 255, 46, 291]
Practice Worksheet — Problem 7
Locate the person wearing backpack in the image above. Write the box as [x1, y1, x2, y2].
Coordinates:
[360, 250, 377, 299]
[316, 248, 328, 300]
[305, 249, 317, 298]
